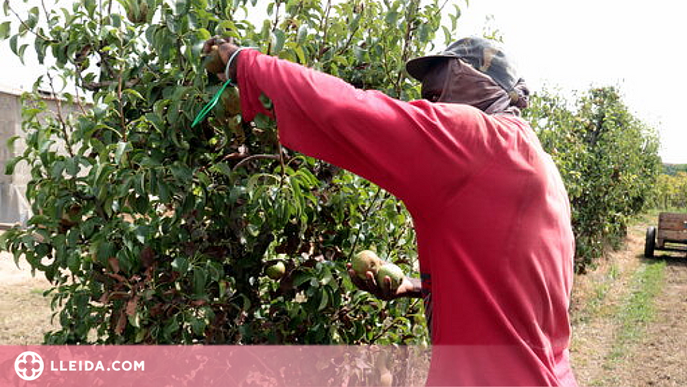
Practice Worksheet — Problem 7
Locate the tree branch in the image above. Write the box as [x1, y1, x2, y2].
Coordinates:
[336, 23, 361, 57]
[117, 68, 127, 141]
[46, 73, 75, 158]
[7, 4, 57, 43]
[266, 0, 282, 55]
[39, 0, 50, 23]
[232, 154, 281, 171]
[394, 0, 420, 98]
[348, 186, 384, 260]
[317, 0, 332, 60]
[83, 78, 141, 91]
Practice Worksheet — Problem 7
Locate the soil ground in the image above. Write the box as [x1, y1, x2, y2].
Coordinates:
[569, 214, 687, 386]
[0, 251, 56, 345]
[1, 216, 686, 386]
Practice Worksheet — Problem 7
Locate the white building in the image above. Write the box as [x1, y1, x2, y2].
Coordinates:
[0, 85, 32, 227]
[0, 85, 79, 227]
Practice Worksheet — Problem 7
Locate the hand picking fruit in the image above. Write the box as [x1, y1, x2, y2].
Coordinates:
[347, 250, 420, 301]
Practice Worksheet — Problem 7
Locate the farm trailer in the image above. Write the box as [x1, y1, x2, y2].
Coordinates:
[645, 212, 687, 258]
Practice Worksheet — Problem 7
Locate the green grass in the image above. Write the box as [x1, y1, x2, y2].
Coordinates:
[592, 259, 666, 385]
[634, 210, 660, 225]
[645, 207, 687, 217]
[572, 263, 621, 325]
[30, 288, 46, 295]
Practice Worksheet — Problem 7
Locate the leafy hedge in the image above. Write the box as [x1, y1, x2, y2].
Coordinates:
[524, 87, 661, 271]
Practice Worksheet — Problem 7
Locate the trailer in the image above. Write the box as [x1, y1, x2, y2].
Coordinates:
[645, 212, 687, 258]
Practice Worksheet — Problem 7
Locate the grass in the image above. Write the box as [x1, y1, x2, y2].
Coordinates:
[30, 287, 46, 295]
[591, 259, 666, 385]
[572, 262, 620, 325]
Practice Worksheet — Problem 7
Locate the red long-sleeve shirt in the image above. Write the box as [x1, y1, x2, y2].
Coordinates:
[237, 49, 578, 387]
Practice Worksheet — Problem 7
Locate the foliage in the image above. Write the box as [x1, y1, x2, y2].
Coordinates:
[524, 87, 662, 271]
[0, 0, 461, 344]
[663, 164, 687, 176]
[650, 172, 687, 210]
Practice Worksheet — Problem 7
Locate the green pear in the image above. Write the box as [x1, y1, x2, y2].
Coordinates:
[203, 45, 225, 74]
[221, 87, 241, 116]
[377, 263, 404, 293]
[351, 250, 383, 280]
[265, 261, 286, 280]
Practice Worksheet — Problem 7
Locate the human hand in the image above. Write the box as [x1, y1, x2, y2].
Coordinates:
[347, 263, 418, 300]
[201, 37, 241, 81]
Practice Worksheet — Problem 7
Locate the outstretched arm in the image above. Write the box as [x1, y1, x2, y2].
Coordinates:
[201, 39, 494, 208]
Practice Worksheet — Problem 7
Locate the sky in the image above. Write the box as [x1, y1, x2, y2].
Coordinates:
[1, 0, 685, 163]
[454, 0, 686, 163]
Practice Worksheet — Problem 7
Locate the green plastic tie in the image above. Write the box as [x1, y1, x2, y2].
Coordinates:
[191, 79, 232, 128]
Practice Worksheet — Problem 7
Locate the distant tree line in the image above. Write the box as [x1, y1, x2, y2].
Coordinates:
[524, 87, 662, 272]
[650, 171, 687, 210]
[663, 164, 687, 176]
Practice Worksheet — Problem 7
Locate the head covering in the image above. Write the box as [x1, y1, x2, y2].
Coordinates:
[406, 37, 530, 114]
[437, 58, 529, 115]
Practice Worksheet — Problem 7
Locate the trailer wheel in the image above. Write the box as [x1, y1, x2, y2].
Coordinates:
[644, 226, 656, 258]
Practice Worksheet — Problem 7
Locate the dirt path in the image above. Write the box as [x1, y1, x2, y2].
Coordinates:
[570, 215, 687, 386]
[611, 257, 687, 386]
[0, 251, 55, 344]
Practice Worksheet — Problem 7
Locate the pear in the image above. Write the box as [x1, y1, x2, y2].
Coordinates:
[265, 261, 286, 280]
[351, 250, 383, 280]
[203, 45, 225, 74]
[221, 87, 241, 116]
[377, 263, 404, 293]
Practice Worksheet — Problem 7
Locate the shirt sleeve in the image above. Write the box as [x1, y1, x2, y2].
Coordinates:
[237, 49, 497, 208]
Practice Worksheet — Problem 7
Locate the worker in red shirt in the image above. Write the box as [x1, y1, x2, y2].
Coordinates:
[202, 36, 578, 387]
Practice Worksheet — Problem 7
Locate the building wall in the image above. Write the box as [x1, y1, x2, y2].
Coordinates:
[0, 87, 80, 226]
[0, 89, 30, 226]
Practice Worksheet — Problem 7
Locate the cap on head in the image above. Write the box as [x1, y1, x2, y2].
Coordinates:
[406, 37, 520, 94]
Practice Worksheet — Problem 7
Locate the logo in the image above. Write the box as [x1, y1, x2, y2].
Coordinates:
[15, 351, 44, 381]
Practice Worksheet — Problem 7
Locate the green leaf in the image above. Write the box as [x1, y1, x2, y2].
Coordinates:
[210, 162, 232, 177]
[115, 141, 130, 164]
[4, 157, 20, 175]
[385, 10, 398, 25]
[0, 21, 10, 40]
[67, 252, 80, 273]
[293, 272, 312, 287]
[9, 34, 17, 55]
[196, 28, 211, 41]
[293, 45, 306, 64]
[0, 229, 14, 250]
[190, 316, 205, 336]
[166, 15, 178, 34]
[193, 267, 207, 296]
[297, 24, 307, 44]
[175, 0, 188, 16]
[171, 257, 189, 273]
[134, 225, 151, 243]
[65, 157, 79, 177]
[317, 288, 329, 311]
[271, 29, 285, 54]
[123, 89, 144, 101]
